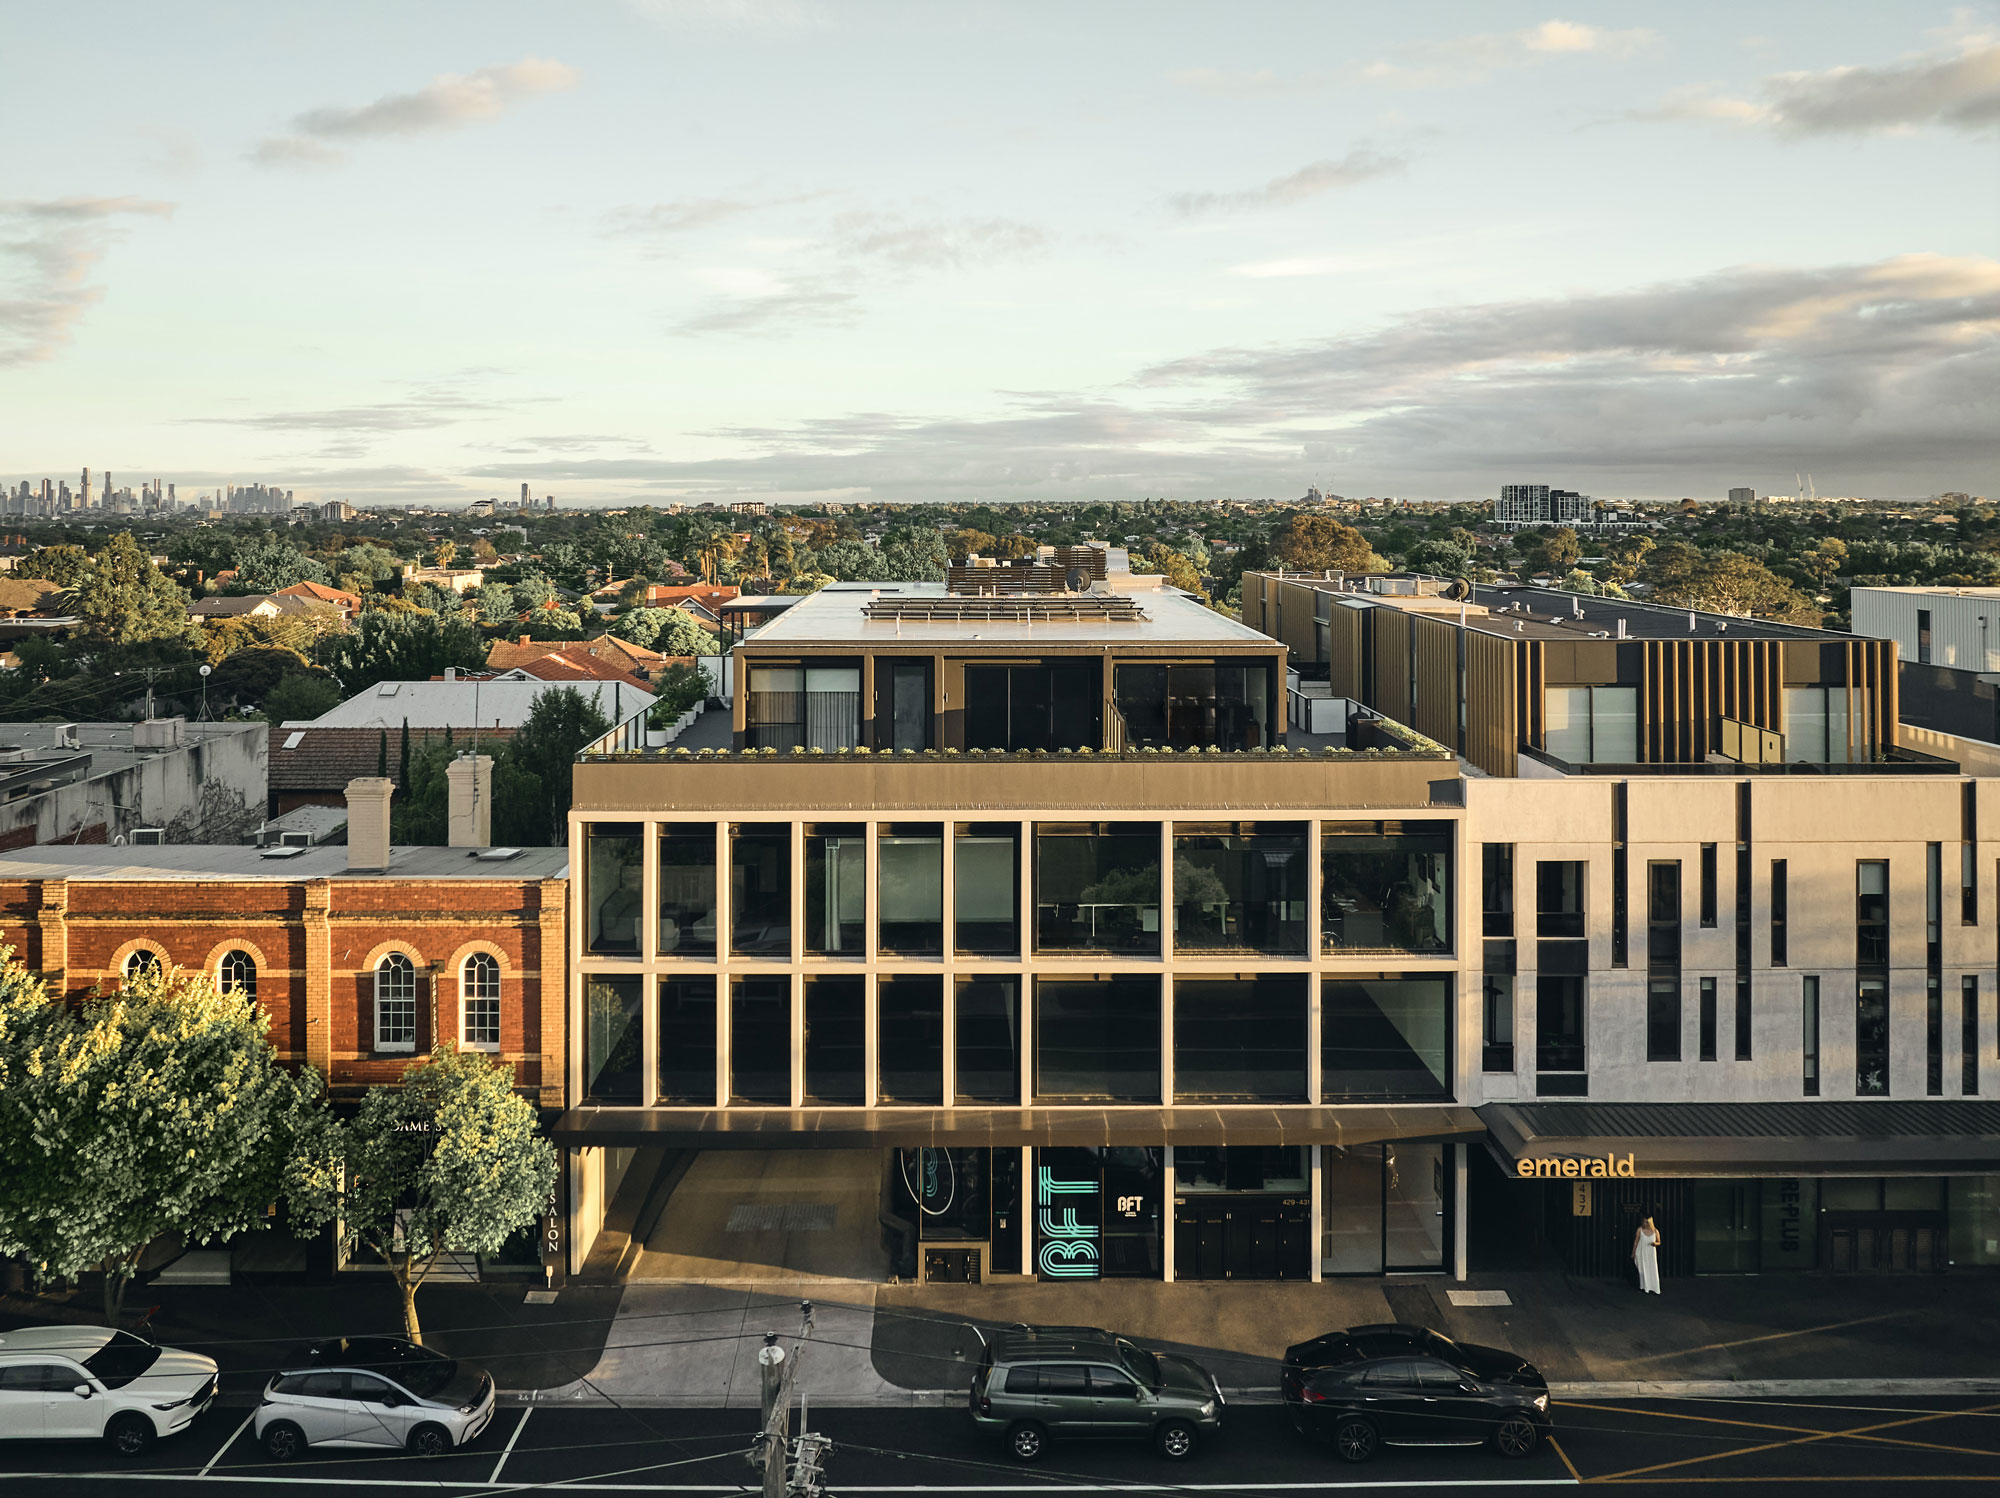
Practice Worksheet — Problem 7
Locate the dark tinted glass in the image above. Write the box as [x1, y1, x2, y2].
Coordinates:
[803, 826, 865, 956]
[730, 976, 791, 1103]
[1536, 860, 1586, 937]
[1034, 976, 1161, 1102]
[1039, 1365, 1090, 1395]
[1322, 975, 1450, 1099]
[1323, 822, 1452, 954]
[1035, 824, 1160, 955]
[878, 976, 944, 1104]
[731, 824, 792, 957]
[802, 976, 865, 1105]
[1172, 974, 1307, 1102]
[585, 823, 643, 956]
[583, 976, 643, 1105]
[1173, 826, 1307, 954]
[657, 825, 717, 958]
[1004, 1366, 1041, 1394]
[658, 977, 716, 1104]
[954, 977, 1020, 1102]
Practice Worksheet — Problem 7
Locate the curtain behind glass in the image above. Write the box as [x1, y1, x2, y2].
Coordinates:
[804, 667, 860, 750]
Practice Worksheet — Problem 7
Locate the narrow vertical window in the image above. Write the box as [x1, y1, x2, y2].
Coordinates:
[1963, 782, 1979, 926]
[1610, 783, 1628, 968]
[1482, 843, 1514, 937]
[1735, 978, 1753, 1061]
[1698, 845, 1718, 927]
[1699, 977, 1718, 1062]
[1928, 982, 1945, 1096]
[1646, 861, 1681, 1063]
[1770, 860, 1789, 967]
[374, 954, 417, 1052]
[1482, 941, 1516, 1072]
[1963, 975, 1980, 1097]
[461, 953, 501, 1051]
[1802, 976, 1820, 1096]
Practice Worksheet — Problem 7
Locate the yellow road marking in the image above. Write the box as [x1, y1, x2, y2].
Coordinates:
[1560, 1400, 2000, 1459]
[1621, 1312, 1904, 1363]
[1549, 1434, 1584, 1483]
[1585, 1400, 2000, 1483]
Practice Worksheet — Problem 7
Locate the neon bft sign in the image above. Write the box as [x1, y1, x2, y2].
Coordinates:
[1036, 1166, 1100, 1279]
[1516, 1153, 1637, 1179]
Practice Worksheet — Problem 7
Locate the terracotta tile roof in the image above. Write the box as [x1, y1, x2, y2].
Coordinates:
[274, 580, 361, 609]
[267, 725, 516, 792]
[0, 579, 66, 615]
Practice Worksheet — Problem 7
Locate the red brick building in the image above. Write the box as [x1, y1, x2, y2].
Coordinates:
[0, 841, 569, 1107]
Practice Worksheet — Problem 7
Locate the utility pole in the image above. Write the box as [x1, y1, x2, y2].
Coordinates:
[747, 1301, 821, 1498]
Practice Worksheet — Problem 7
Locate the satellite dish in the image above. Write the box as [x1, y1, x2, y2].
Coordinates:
[1443, 578, 1473, 602]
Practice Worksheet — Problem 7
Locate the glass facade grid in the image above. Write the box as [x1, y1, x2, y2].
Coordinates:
[1112, 661, 1272, 750]
[802, 974, 865, 1105]
[1035, 823, 1161, 956]
[803, 824, 865, 956]
[1172, 823, 1307, 955]
[954, 975, 1021, 1103]
[585, 823, 643, 957]
[1321, 821, 1452, 956]
[657, 824, 717, 959]
[1321, 974, 1451, 1101]
[955, 824, 1020, 956]
[1172, 974, 1308, 1102]
[1033, 975, 1161, 1102]
[583, 974, 643, 1105]
[731, 824, 793, 958]
[657, 975, 717, 1104]
[879, 825, 944, 956]
[730, 975, 792, 1104]
[879, 975, 945, 1104]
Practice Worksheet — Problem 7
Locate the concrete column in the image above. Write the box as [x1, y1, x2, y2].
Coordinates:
[303, 878, 333, 1076]
[1309, 1145, 1323, 1282]
[446, 754, 493, 848]
[942, 822, 957, 1106]
[715, 823, 731, 1108]
[1161, 1147, 1176, 1283]
[344, 778, 393, 871]
[1453, 1144, 1470, 1282]
[538, 877, 567, 1108]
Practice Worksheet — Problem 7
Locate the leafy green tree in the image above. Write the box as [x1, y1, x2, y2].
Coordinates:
[338, 543, 402, 586]
[1398, 539, 1473, 577]
[284, 1047, 555, 1342]
[1644, 545, 1820, 624]
[391, 735, 453, 844]
[265, 671, 344, 722]
[1268, 514, 1384, 574]
[232, 538, 331, 591]
[879, 530, 949, 582]
[499, 685, 611, 845]
[512, 574, 559, 612]
[476, 580, 519, 623]
[0, 955, 319, 1320]
[66, 533, 201, 649]
[321, 610, 486, 693]
[24, 544, 91, 587]
[815, 540, 888, 581]
[608, 607, 671, 649]
[1544, 528, 1582, 570]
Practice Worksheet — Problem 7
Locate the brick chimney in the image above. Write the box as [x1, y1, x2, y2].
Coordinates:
[345, 777, 393, 871]
[447, 754, 493, 848]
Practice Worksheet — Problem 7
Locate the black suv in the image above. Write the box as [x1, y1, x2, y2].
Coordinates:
[970, 1325, 1224, 1462]
[1281, 1323, 1549, 1462]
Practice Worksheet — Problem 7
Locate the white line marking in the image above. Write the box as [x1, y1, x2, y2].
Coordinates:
[488, 1406, 533, 1486]
[0, 1476, 1576, 1492]
[199, 1410, 259, 1477]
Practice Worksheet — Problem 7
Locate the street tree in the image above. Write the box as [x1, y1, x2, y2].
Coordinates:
[1269, 515, 1384, 574]
[264, 670, 344, 722]
[320, 609, 486, 693]
[285, 1046, 556, 1344]
[66, 533, 201, 649]
[232, 538, 332, 592]
[0, 955, 318, 1321]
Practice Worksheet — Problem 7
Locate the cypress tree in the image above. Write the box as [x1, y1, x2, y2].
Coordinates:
[376, 729, 388, 778]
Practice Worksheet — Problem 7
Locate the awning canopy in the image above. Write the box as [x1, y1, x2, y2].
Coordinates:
[1480, 1100, 2000, 1178]
[551, 1104, 1485, 1151]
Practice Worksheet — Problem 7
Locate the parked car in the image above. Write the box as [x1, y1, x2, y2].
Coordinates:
[255, 1340, 494, 1459]
[1281, 1323, 1549, 1462]
[0, 1326, 219, 1457]
[969, 1324, 1223, 1462]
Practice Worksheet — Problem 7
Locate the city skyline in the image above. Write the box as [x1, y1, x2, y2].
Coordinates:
[3, 2, 1996, 508]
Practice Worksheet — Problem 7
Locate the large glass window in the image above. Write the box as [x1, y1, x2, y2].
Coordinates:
[802, 975, 864, 1105]
[1175, 1146, 1307, 1193]
[1482, 843, 1514, 938]
[803, 824, 864, 956]
[954, 824, 1019, 955]
[1386, 1140, 1446, 1271]
[1949, 1177, 2000, 1268]
[1536, 974, 1587, 1077]
[1786, 685, 1872, 764]
[1543, 685, 1638, 763]
[964, 662, 1100, 752]
[954, 976, 1020, 1103]
[461, 953, 501, 1051]
[804, 666, 861, 750]
[657, 825, 717, 959]
[1033, 975, 1161, 1102]
[1537, 860, 1586, 938]
[1035, 823, 1160, 955]
[1172, 975, 1308, 1102]
[879, 976, 944, 1104]
[1321, 1145, 1384, 1275]
[219, 948, 257, 1002]
[1322, 821, 1451, 955]
[879, 825, 943, 955]
[374, 954, 418, 1052]
[583, 975, 642, 1105]
[1321, 975, 1451, 1100]
[1172, 823, 1306, 955]
[1481, 941, 1515, 1072]
[731, 824, 792, 958]
[746, 665, 803, 749]
[585, 823, 643, 956]
[730, 976, 791, 1104]
[657, 976, 716, 1104]
[1112, 661, 1272, 750]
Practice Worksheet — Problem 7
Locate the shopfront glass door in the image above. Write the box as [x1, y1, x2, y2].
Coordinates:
[1693, 1181, 1758, 1273]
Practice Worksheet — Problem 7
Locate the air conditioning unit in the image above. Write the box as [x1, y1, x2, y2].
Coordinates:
[279, 831, 312, 847]
[132, 718, 186, 750]
[131, 828, 167, 845]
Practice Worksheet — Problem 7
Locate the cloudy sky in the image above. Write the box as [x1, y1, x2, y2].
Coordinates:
[3, 2, 1996, 507]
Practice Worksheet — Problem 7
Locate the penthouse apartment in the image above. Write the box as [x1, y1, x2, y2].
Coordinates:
[1248, 571, 2000, 1280]
[561, 555, 1486, 1286]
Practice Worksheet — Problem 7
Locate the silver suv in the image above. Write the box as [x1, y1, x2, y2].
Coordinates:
[255, 1339, 494, 1459]
[969, 1325, 1223, 1462]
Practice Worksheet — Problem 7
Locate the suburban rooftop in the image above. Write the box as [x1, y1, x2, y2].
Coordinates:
[0, 843, 569, 882]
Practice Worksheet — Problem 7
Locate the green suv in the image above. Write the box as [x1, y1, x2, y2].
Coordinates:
[969, 1325, 1224, 1462]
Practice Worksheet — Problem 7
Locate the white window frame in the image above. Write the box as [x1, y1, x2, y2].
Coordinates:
[122, 948, 162, 984]
[460, 953, 502, 1052]
[219, 948, 258, 1002]
[374, 954, 418, 1053]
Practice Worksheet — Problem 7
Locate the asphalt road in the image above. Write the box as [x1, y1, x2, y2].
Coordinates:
[0, 1395, 1996, 1496]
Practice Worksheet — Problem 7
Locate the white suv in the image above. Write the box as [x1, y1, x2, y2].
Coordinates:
[0, 1326, 219, 1457]
[255, 1341, 494, 1459]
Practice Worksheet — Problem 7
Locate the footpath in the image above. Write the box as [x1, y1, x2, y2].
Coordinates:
[7, 1271, 1998, 1408]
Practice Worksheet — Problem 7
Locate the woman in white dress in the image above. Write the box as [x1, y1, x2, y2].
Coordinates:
[1632, 1215, 1662, 1295]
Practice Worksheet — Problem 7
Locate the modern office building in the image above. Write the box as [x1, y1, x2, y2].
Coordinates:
[552, 560, 2000, 1287]
[1497, 485, 1590, 528]
[1729, 487, 1756, 504]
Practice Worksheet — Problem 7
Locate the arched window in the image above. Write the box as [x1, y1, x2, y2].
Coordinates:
[461, 954, 501, 1051]
[374, 953, 417, 1052]
[219, 949, 258, 1002]
[122, 949, 161, 984]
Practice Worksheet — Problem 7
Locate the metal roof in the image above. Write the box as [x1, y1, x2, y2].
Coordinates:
[742, 581, 1275, 649]
[0, 843, 568, 882]
[298, 677, 653, 731]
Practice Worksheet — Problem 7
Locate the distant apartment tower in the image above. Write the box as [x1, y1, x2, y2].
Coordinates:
[521, 482, 531, 507]
[1729, 487, 1755, 504]
[730, 500, 769, 516]
[80, 467, 91, 507]
[1497, 484, 1590, 528]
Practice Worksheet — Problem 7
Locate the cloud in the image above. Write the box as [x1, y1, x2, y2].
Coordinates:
[829, 212, 1049, 270]
[0, 196, 175, 364]
[605, 197, 762, 239]
[1638, 33, 2000, 136]
[1359, 19, 1657, 88]
[676, 278, 859, 335]
[251, 58, 579, 169]
[182, 380, 522, 434]
[460, 253, 2000, 505]
[1170, 149, 1405, 218]
[626, 0, 827, 35]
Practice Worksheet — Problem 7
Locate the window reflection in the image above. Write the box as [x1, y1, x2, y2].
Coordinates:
[954, 976, 1020, 1102]
[954, 824, 1019, 955]
[657, 825, 717, 959]
[803, 975, 865, 1104]
[804, 824, 864, 956]
[657, 976, 716, 1104]
[1321, 821, 1451, 955]
[731, 824, 792, 958]
[1033, 975, 1160, 1102]
[879, 975, 944, 1104]
[1035, 823, 1160, 955]
[1172, 823, 1306, 955]
[880, 826, 943, 955]
[586, 824, 643, 957]
[584, 975, 642, 1105]
[1322, 974, 1451, 1100]
[1172, 975, 1307, 1102]
[730, 975, 791, 1103]
[1112, 661, 1272, 750]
